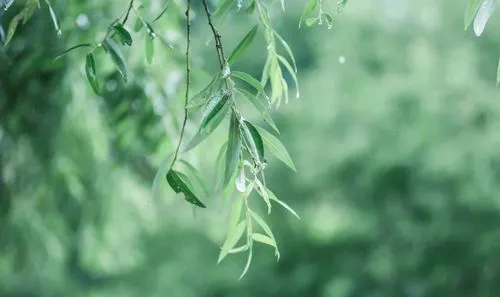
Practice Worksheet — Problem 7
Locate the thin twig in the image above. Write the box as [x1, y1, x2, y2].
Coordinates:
[170, 0, 192, 169]
[201, 0, 228, 70]
[122, 0, 135, 25]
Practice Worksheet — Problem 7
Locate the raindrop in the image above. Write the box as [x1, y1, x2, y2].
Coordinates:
[76, 13, 90, 30]
[56, 29, 62, 37]
[338, 56, 346, 64]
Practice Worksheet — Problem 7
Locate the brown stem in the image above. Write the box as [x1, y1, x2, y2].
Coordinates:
[170, 0, 192, 169]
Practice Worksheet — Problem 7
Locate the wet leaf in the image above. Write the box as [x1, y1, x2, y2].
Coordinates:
[113, 24, 132, 46]
[255, 126, 296, 171]
[225, 112, 242, 186]
[228, 25, 258, 65]
[166, 170, 206, 208]
[103, 39, 128, 82]
[85, 53, 100, 95]
[241, 121, 264, 162]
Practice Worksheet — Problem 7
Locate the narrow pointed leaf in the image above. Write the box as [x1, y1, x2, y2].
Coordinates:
[201, 91, 231, 129]
[151, 152, 173, 200]
[183, 103, 229, 153]
[238, 248, 253, 279]
[255, 179, 271, 214]
[241, 121, 264, 162]
[252, 233, 276, 249]
[473, 0, 495, 36]
[103, 39, 128, 82]
[45, 0, 61, 36]
[85, 53, 100, 95]
[249, 209, 277, 247]
[228, 25, 258, 65]
[237, 88, 279, 133]
[300, 0, 319, 28]
[218, 220, 246, 263]
[267, 188, 300, 219]
[465, 0, 484, 30]
[225, 112, 242, 186]
[166, 170, 206, 208]
[145, 33, 154, 64]
[497, 56, 500, 85]
[179, 160, 210, 197]
[274, 31, 298, 72]
[232, 71, 268, 97]
[214, 0, 234, 20]
[113, 24, 132, 46]
[5, 14, 22, 45]
[276, 54, 300, 98]
[255, 126, 296, 171]
[134, 19, 144, 32]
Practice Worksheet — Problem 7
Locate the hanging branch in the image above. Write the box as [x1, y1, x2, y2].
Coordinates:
[202, 0, 228, 71]
[170, 0, 192, 169]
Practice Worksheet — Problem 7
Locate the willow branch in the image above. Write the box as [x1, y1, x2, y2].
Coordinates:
[202, 0, 228, 70]
[170, 0, 192, 168]
[121, 0, 135, 25]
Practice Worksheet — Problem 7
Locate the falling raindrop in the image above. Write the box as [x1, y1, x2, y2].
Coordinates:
[76, 13, 90, 30]
[338, 56, 346, 64]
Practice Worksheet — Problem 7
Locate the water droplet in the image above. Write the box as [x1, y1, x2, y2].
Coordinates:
[338, 56, 346, 64]
[76, 13, 90, 30]
[56, 29, 62, 37]
[327, 24, 333, 30]
[236, 168, 246, 192]
[222, 63, 231, 78]
[318, 18, 323, 25]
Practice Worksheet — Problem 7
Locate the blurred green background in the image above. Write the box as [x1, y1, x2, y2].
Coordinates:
[2, 0, 500, 296]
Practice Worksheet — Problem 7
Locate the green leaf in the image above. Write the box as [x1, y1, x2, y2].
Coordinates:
[178, 160, 210, 197]
[239, 247, 253, 279]
[473, 0, 495, 36]
[252, 233, 277, 249]
[201, 91, 231, 130]
[497, 56, 500, 85]
[113, 24, 132, 46]
[246, 0, 256, 14]
[236, 88, 279, 134]
[267, 188, 300, 219]
[103, 39, 128, 82]
[465, 0, 483, 30]
[145, 33, 155, 64]
[218, 186, 251, 263]
[166, 170, 206, 208]
[274, 31, 298, 73]
[44, 0, 61, 36]
[305, 17, 319, 27]
[218, 220, 246, 263]
[225, 112, 242, 186]
[5, 14, 22, 45]
[183, 102, 229, 153]
[151, 152, 173, 200]
[255, 126, 296, 171]
[228, 25, 258, 65]
[134, 19, 144, 32]
[85, 53, 100, 95]
[276, 54, 300, 98]
[54, 43, 92, 61]
[249, 209, 279, 258]
[300, 0, 319, 28]
[255, 179, 271, 214]
[187, 73, 221, 110]
[232, 71, 268, 97]
[322, 12, 334, 29]
[241, 121, 264, 163]
[214, 0, 234, 20]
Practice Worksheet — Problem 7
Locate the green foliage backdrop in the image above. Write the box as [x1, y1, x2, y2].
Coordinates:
[1, 0, 500, 296]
